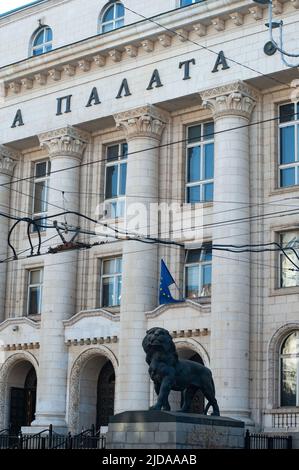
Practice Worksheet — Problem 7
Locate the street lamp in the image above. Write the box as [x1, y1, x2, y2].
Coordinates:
[253, 0, 299, 66]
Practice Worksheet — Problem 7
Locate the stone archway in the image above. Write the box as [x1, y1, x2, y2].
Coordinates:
[68, 347, 118, 433]
[167, 339, 210, 413]
[267, 323, 299, 408]
[0, 352, 38, 431]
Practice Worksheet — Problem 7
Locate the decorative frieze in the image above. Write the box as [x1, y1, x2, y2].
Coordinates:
[3, 342, 40, 351]
[193, 22, 206, 37]
[230, 12, 243, 26]
[35, 72, 47, 85]
[93, 54, 106, 67]
[63, 64, 76, 77]
[212, 18, 225, 32]
[290, 0, 299, 9]
[171, 328, 210, 339]
[66, 336, 118, 347]
[273, 0, 283, 14]
[125, 45, 138, 58]
[114, 105, 168, 140]
[21, 77, 34, 89]
[48, 68, 62, 81]
[78, 59, 92, 72]
[109, 49, 122, 62]
[249, 6, 263, 20]
[176, 28, 189, 42]
[39, 125, 89, 159]
[200, 81, 257, 120]
[158, 34, 172, 48]
[141, 39, 154, 53]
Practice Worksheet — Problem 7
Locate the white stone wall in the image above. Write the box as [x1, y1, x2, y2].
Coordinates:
[0, 0, 299, 435]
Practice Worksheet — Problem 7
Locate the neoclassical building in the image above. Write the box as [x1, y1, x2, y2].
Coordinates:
[0, 0, 299, 443]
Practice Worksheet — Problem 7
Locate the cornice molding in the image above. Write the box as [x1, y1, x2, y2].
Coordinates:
[0, 0, 270, 97]
[0, 316, 41, 332]
[146, 298, 211, 319]
[200, 80, 258, 120]
[38, 125, 90, 159]
[63, 308, 120, 327]
[114, 105, 168, 140]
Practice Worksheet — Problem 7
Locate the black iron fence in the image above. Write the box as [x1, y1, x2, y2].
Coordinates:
[245, 430, 292, 449]
[0, 425, 106, 450]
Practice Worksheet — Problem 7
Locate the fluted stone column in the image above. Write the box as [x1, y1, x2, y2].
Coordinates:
[200, 82, 257, 421]
[31, 126, 88, 430]
[0, 146, 17, 323]
[113, 105, 168, 413]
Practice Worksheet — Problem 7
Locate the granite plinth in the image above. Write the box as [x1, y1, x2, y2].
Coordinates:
[106, 411, 245, 449]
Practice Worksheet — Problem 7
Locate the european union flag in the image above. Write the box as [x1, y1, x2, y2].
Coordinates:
[159, 259, 184, 305]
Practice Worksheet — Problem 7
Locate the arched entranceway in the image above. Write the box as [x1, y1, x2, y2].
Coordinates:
[9, 363, 37, 434]
[75, 354, 116, 432]
[168, 350, 205, 413]
[96, 361, 115, 429]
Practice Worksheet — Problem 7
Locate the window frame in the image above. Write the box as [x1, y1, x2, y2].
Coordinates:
[180, 0, 204, 7]
[278, 230, 299, 289]
[100, 2, 125, 34]
[279, 331, 299, 408]
[278, 102, 299, 188]
[185, 121, 214, 204]
[32, 160, 51, 232]
[104, 142, 127, 219]
[31, 26, 53, 56]
[27, 268, 43, 316]
[100, 257, 122, 308]
[184, 245, 212, 299]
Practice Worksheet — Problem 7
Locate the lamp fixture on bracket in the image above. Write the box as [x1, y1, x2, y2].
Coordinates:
[253, 0, 299, 66]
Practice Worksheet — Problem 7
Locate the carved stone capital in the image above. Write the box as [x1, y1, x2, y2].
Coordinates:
[200, 81, 257, 120]
[38, 125, 90, 160]
[0, 145, 18, 177]
[114, 105, 168, 141]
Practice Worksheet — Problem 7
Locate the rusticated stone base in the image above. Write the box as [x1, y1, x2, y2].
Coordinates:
[106, 411, 245, 449]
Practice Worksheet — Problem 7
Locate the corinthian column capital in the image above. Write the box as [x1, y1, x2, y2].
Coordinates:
[200, 81, 258, 120]
[38, 125, 90, 160]
[114, 105, 168, 140]
[0, 145, 18, 177]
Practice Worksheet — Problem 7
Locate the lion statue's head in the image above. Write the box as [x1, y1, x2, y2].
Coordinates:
[142, 327, 178, 365]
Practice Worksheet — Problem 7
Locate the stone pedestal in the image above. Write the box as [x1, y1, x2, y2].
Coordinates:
[106, 411, 245, 449]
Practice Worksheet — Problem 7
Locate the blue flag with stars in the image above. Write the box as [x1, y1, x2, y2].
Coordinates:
[159, 260, 183, 305]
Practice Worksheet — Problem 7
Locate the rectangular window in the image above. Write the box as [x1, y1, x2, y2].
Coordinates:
[186, 122, 214, 203]
[279, 103, 299, 188]
[27, 268, 43, 316]
[104, 143, 127, 218]
[185, 245, 212, 298]
[101, 257, 122, 307]
[279, 231, 299, 288]
[32, 160, 51, 231]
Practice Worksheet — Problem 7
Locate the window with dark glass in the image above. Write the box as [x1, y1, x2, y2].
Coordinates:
[27, 268, 43, 316]
[31, 27, 53, 56]
[105, 143, 127, 218]
[186, 122, 214, 203]
[32, 160, 51, 232]
[279, 231, 299, 288]
[280, 331, 299, 407]
[101, 2, 125, 33]
[101, 258, 122, 307]
[185, 245, 212, 298]
[279, 103, 299, 188]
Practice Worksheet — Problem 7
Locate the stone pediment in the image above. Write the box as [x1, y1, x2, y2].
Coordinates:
[146, 299, 210, 319]
[63, 309, 120, 346]
[0, 317, 41, 350]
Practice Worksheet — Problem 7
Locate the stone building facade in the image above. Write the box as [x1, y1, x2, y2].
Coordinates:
[0, 0, 299, 443]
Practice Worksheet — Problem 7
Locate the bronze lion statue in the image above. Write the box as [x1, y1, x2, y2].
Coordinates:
[142, 327, 220, 416]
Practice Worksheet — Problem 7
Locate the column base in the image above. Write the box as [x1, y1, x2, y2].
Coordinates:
[30, 412, 68, 433]
[21, 425, 68, 435]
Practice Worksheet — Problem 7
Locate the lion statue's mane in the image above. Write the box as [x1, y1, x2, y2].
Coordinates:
[142, 327, 220, 415]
